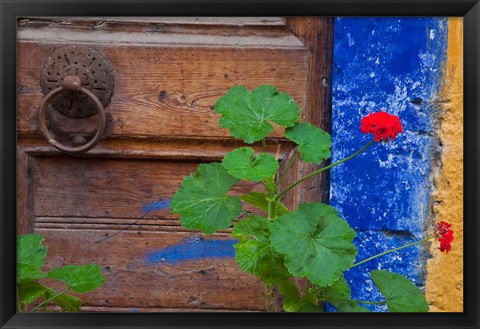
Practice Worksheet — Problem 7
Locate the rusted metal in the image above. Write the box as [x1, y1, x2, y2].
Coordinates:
[39, 45, 114, 118]
[39, 76, 107, 154]
[62, 75, 82, 92]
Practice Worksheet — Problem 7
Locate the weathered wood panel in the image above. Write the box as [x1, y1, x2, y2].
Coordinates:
[32, 156, 265, 220]
[17, 17, 333, 312]
[17, 34, 307, 141]
[19, 136, 294, 161]
[276, 17, 334, 308]
[37, 229, 266, 311]
[18, 17, 286, 27]
[17, 148, 35, 234]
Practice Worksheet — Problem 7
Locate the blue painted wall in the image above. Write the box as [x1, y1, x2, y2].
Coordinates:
[330, 17, 448, 311]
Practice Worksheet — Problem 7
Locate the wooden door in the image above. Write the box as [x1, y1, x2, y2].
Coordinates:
[16, 17, 333, 312]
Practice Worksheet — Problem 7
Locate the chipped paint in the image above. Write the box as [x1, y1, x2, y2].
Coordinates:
[425, 17, 463, 312]
[330, 17, 448, 311]
[145, 236, 236, 265]
[142, 199, 171, 212]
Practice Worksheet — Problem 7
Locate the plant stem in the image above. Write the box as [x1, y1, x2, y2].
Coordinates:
[275, 152, 300, 188]
[31, 289, 70, 312]
[351, 299, 386, 305]
[16, 286, 22, 312]
[262, 138, 267, 153]
[264, 285, 276, 312]
[274, 139, 376, 202]
[318, 297, 385, 305]
[267, 200, 277, 220]
[349, 236, 434, 269]
[241, 210, 252, 217]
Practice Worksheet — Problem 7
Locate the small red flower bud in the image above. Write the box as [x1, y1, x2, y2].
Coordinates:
[435, 221, 454, 253]
[360, 111, 403, 142]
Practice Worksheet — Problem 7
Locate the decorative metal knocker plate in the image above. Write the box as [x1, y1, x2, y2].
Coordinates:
[39, 45, 115, 118]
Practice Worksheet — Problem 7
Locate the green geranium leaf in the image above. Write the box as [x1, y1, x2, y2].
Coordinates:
[371, 270, 429, 312]
[20, 284, 82, 312]
[171, 163, 242, 234]
[49, 292, 82, 312]
[17, 234, 48, 270]
[222, 147, 279, 182]
[17, 264, 47, 283]
[334, 300, 371, 312]
[285, 122, 331, 164]
[214, 85, 300, 143]
[270, 202, 357, 287]
[322, 276, 370, 312]
[47, 264, 105, 293]
[18, 280, 50, 307]
[279, 280, 324, 312]
[232, 216, 290, 285]
[240, 192, 289, 216]
[232, 215, 271, 242]
[17, 234, 48, 283]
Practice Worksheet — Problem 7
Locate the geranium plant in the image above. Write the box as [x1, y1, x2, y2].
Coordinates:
[171, 85, 453, 312]
[16, 234, 105, 312]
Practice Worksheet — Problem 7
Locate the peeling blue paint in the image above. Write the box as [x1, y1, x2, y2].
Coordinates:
[344, 231, 424, 312]
[142, 199, 171, 212]
[145, 237, 236, 265]
[330, 17, 448, 311]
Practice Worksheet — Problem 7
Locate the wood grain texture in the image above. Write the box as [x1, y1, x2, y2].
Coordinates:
[274, 17, 334, 306]
[18, 136, 294, 162]
[17, 17, 287, 40]
[50, 306, 261, 312]
[37, 229, 266, 311]
[17, 147, 35, 234]
[284, 17, 333, 205]
[32, 157, 264, 220]
[18, 17, 286, 27]
[17, 42, 307, 141]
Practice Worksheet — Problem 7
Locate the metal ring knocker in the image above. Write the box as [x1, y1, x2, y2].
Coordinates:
[39, 76, 107, 154]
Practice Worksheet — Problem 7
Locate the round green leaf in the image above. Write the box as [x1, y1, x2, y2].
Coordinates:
[17, 234, 48, 283]
[222, 147, 279, 182]
[285, 122, 331, 164]
[371, 270, 429, 312]
[17, 234, 47, 269]
[47, 264, 105, 293]
[232, 215, 271, 242]
[214, 85, 300, 143]
[50, 293, 82, 312]
[18, 281, 50, 307]
[322, 276, 370, 312]
[17, 264, 47, 283]
[270, 202, 357, 287]
[279, 280, 324, 312]
[232, 216, 290, 285]
[171, 163, 242, 234]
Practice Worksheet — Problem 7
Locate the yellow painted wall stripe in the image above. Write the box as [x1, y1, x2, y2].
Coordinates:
[425, 17, 463, 312]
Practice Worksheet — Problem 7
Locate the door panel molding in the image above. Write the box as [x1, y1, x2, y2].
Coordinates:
[16, 16, 334, 312]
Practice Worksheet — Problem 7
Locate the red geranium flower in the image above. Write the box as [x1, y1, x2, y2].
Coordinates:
[435, 221, 454, 253]
[360, 111, 403, 142]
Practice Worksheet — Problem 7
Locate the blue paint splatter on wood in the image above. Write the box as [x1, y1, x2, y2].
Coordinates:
[330, 17, 448, 311]
[146, 237, 236, 265]
[142, 199, 171, 212]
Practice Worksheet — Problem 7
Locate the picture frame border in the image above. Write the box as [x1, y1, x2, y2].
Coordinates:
[1, 1, 478, 328]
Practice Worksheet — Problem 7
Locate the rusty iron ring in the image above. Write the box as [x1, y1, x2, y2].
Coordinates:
[39, 76, 106, 154]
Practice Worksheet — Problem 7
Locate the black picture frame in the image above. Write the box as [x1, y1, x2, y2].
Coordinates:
[1, 0, 478, 328]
